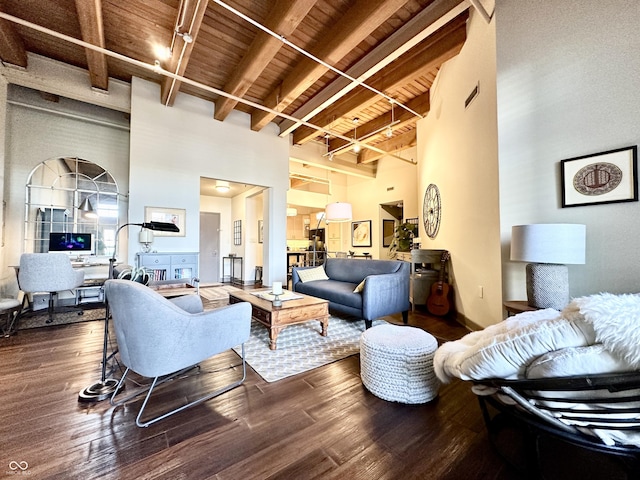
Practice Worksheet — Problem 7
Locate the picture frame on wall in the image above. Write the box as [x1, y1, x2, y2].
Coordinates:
[352, 220, 372, 247]
[144, 206, 185, 236]
[561, 146, 638, 208]
[258, 220, 264, 244]
[382, 219, 395, 247]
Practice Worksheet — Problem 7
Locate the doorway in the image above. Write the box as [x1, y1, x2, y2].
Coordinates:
[199, 212, 220, 282]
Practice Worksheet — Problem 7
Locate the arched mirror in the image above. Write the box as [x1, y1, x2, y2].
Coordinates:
[24, 157, 121, 257]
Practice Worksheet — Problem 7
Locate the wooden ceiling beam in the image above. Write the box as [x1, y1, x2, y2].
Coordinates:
[250, 0, 408, 132]
[357, 129, 417, 164]
[214, 0, 317, 122]
[292, 13, 467, 145]
[329, 92, 430, 154]
[278, 0, 468, 137]
[0, 16, 28, 68]
[161, 0, 208, 106]
[74, 0, 108, 91]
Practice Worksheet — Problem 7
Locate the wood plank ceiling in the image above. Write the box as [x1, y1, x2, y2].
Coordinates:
[0, 0, 470, 166]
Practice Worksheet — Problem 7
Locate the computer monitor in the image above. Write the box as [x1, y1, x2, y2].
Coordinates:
[48, 232, 93, 256]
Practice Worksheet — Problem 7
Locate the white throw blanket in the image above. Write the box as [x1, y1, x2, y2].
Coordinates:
[433, 292, 640, 448]
[564, 292, 640, 368]
[434, 293, 640, 383]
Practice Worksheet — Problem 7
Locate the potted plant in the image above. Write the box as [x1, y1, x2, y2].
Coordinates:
[388, 222, 417, 259]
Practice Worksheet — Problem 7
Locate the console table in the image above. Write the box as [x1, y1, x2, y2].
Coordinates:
[136, 252, 199, 282]
[397, 249, 447, 311]
[222, 256, 243, 285]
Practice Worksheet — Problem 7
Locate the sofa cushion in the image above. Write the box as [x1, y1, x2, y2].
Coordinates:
[433, 308, 596, 382]
[525, 344, 633, 379]
[297, 265, 329, 282]
[295, 279, 362, 310]
[353, 279, 365, 293]
[324, 258, 402, 284]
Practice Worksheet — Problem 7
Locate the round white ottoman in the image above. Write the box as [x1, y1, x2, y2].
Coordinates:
[360, 324, 440, 404]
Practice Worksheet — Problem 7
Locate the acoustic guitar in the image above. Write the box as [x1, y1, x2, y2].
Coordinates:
[427, 251, 451, 316]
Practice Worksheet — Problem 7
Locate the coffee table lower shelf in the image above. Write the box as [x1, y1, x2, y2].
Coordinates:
[229, 290, 329, 350]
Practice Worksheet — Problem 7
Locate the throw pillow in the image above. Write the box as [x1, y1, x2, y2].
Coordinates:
[297, 266, 329, 283]
[353, 280, 365, 293]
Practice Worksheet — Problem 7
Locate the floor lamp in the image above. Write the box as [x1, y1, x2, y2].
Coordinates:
[312, 202, 352, 266]
[78, 221, 179, 403]
[510, 224, 586, 311]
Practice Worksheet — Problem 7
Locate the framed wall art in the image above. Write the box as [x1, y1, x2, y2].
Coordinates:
[382, 219, 395, 247]
[258, 220, 264, 244]
[144, 207, 185, 236]
[352, 220, 372, 247]
[561, 146, 638, 208]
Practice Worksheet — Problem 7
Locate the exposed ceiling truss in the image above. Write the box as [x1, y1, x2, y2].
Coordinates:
[0, 0, 484, 168]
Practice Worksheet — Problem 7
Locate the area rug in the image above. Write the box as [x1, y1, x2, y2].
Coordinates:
[17, 306, 107, 330]
[17, 284, 241, 330]
[233, 316, 388, 382]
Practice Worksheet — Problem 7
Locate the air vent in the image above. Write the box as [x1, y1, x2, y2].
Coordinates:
[465, 82, 479, 109]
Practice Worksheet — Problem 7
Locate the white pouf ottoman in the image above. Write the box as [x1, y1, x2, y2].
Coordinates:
[360, 324, 440, 404]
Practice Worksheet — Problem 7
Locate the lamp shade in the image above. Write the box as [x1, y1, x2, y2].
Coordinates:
[325, 202, 352, 222]
[78, 197, 98, 218]
[139, 228, 154, 243]
[511, 224, 586, 265]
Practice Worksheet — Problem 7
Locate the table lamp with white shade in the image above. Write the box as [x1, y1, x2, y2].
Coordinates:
[510, 224, 586, 311]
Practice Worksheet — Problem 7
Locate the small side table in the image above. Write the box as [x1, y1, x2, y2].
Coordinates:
[503, 300, 540, 317]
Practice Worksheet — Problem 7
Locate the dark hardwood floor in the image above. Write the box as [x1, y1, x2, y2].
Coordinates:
[0, 303, 524, 479]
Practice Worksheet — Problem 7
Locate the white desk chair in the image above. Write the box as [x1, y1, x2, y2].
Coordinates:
[18, 253, 85, 324]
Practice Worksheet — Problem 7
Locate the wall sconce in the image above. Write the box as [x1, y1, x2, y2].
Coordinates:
[511, 224, 586, 310]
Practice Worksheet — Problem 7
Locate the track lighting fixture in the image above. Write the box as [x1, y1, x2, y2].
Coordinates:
[177, 31, 193, 43]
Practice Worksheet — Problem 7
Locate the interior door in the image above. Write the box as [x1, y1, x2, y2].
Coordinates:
[199, 212, 220, 283]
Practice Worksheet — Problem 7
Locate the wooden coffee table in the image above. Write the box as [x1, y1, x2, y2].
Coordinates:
[228, 289, 329, 350]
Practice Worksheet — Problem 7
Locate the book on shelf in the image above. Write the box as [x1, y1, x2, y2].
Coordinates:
[251, 290, 303, 302]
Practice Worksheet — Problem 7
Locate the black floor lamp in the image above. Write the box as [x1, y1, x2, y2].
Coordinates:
[78, 221, 179, 403]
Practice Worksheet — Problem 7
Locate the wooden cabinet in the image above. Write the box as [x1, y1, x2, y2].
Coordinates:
[286, 214, 311, 240]
[327, 221, 342, 252]
[136, 252, 199, 282]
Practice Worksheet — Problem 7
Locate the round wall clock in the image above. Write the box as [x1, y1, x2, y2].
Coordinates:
[423, 184, 441, 239]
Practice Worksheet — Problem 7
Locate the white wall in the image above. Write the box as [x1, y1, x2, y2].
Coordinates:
[417, 6, 501, 328]
[497, 0, 640, 299]
[346, 148, 419, 258]
[129, 77, 290, 286]
[2, 85, 130, 290]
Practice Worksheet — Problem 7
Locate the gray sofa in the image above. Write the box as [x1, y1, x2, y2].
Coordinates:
[292, 258, 410, 329]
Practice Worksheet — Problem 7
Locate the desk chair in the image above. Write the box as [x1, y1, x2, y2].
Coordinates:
[18, 253, 85, 324]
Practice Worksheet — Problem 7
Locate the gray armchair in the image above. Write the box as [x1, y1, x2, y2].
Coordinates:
[103, 279, 251, 427]
[18, 253, 85, 324]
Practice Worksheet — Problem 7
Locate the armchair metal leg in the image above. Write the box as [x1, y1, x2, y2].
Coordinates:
[111, 344, 248, 428]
